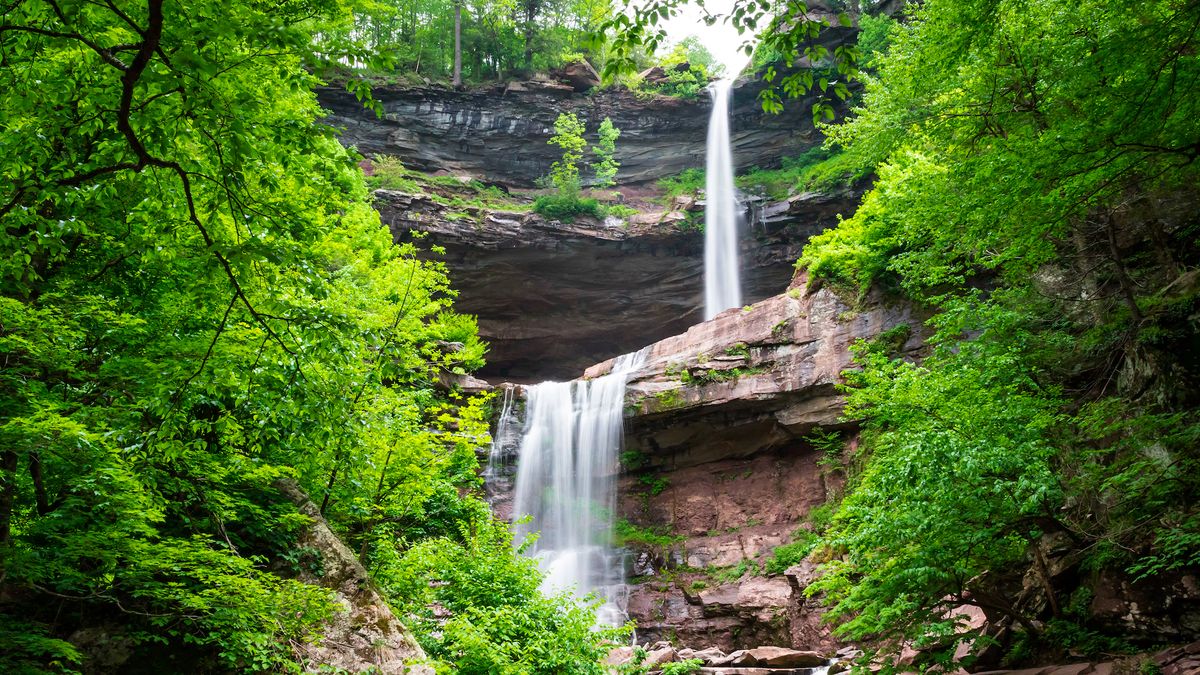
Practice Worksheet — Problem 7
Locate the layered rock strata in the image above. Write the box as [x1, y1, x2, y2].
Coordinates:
[319, 77, 830, 189]
[376, 190, 861, 381]
[583, 275, 926, 649]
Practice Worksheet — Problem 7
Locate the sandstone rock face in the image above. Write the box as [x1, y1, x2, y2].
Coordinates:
[375, 191, 858, 381]
[1088, 569, 1200, 642]
[319, 77, 834, 188]
[594, 275, 926, 467]
[276, 480, 432, 674]
[599, 277, 925, 649]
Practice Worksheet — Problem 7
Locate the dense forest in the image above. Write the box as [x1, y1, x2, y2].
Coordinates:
[2, 0, 1198, 673]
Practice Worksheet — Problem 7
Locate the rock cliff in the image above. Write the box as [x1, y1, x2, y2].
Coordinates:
[585, 275, 925, 649]
[319, 78, 830, 188]
[376, 189, 862, 381]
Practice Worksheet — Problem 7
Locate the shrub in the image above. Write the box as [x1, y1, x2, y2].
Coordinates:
[533, 194, 602, 221]
[657, 168, 706, 199]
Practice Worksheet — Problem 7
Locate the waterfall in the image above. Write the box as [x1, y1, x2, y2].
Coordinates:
[704, 78, 741, 320]
[510, 349, 646, 626]
[483, 386, 519, 508]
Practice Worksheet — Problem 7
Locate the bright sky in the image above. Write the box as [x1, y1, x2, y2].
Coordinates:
[659, 0, 755, 77]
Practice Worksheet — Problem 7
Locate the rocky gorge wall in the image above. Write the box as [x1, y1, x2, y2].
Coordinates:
[375, 188, 862, 381]
[484, 272, 1200, 664]
[587, 274, 926, 651]
[319, 77, 828, 189]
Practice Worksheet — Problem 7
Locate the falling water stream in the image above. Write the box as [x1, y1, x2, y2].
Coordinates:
[704, 78, 741, 319]
[509, 350, 647, 626]
[490, 77, 744, 635]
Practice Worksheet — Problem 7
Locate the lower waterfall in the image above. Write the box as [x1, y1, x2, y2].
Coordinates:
[507, 349, 646, 626]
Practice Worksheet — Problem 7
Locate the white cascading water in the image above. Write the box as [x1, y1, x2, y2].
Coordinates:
[704, 78, 742, 320]
[511, 349, 646, 626]
[483, 386, 519, 507]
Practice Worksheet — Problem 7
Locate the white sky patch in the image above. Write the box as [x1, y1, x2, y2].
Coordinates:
[659, 0, 756, 77]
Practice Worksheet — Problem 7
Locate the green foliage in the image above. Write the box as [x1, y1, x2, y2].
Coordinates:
[0, 620, 82, 675]
[710, 558, 761, 582]
[592, 117, 621, 187]
[661, 659, 705, 675]
[810, 299, 1067, 645]
[535, 112, 621, 220]
[764, 530, 819, 575]
[855, 14, 896, 69]
[330, 0, 615, 84]
[806, 428, 845, 469]
[651, 66, 709, 99]
[605, 203, 638, 218]
[637, 473, 670, 496]
[532, 193, 602, 221]
[376, 515, 629, 674]
[737, 147, 872, 200]
[0, 0, 611, 670]
[657, 168, 706, 199]
[367, 155, 526, 211]
[653, 388, 685, 410]
[548, 112, 589, 196]
[723, 342, 751, 358]
[596, 0, 858, 119]
[661, 36, 724, 78]
[614, 519, 683, 553]
[680, 365, 767, 386]
[619, 449, 647, 470]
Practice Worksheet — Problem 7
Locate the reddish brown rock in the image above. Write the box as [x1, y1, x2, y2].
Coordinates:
[593, 276, 924, 652]
[744, 646, 828, 667]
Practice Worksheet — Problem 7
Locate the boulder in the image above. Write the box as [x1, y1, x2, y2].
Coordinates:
[557, 60, 601, 91]
[692, 647, 728, 664]
[645, 642, 678, 666]
[604, 645, 636, 666]
[744, 647, 827, 667]
[274, 480, 432, 674]
[638, 66, 668, 84]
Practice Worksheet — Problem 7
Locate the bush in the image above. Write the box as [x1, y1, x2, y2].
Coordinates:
[657, 168, 706, 199]
[533, 194, 602, 221]
[765, 530, 820, 574]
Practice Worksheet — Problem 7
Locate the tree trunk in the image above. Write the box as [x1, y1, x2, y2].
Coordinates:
[452, 2, 463, 87]
[0, 450, 18, 544]
[523, 0, 537, 72]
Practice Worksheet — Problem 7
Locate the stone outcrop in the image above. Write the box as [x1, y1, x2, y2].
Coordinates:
[276, 480, 432, 674]
[376, 190, 861, 381]
[585, 275, 925, 649]
[591, 274, 924, 466]
[319, 77, 835, 189]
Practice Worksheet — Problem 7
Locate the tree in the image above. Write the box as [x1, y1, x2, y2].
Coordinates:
[547, 111, 589, 195]
[453, 0, 464, 86]
[0, 0, 616, 670]
[592, 117, 621, 187]
[794, 0, 1200, 664]
[596, 0, 858, 118]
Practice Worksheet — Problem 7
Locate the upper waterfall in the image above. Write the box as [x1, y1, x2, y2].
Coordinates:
[704, 78, 741, 319]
